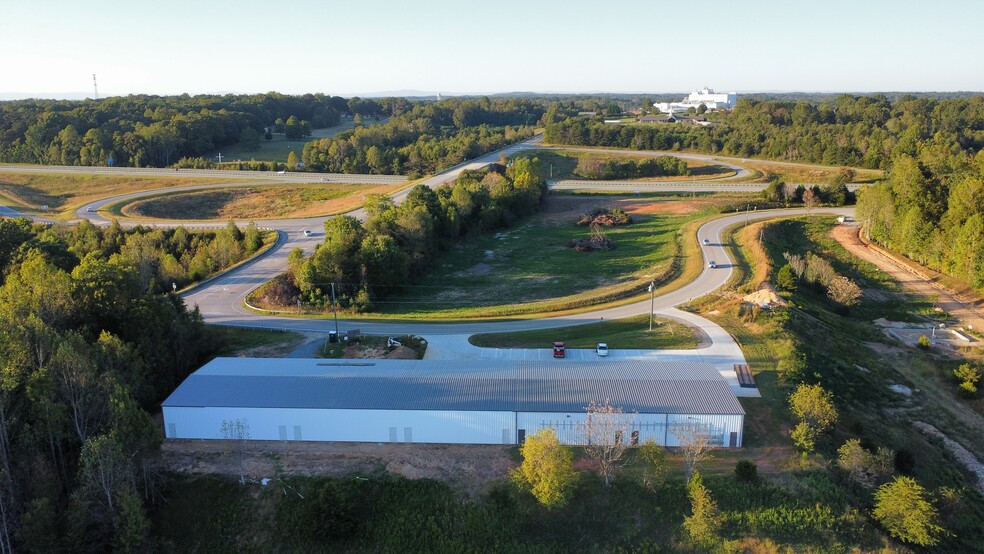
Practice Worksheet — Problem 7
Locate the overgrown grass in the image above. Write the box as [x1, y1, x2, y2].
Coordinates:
[0, 172, 238, 220]
[119, 183, 395, 220]
[469, 313, 698, 349]
[207, 326, 305, 357]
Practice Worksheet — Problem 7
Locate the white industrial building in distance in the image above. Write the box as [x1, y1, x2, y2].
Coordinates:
[654, 87, 737, 114]
[162, 358, 745, 447]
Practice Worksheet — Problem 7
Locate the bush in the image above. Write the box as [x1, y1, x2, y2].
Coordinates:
[775, 264, 797, 292]
[917, 335, 931, 349]
[735, 460, 758, 482]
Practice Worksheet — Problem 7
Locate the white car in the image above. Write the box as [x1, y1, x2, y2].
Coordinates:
[702, 238, 710, 245]
[302, 229, 312, 237]
[708, 260, 717, 269]
[596, 342, 609, 356]
[277, 170, 286, 175]
[86, 207, 95, 213]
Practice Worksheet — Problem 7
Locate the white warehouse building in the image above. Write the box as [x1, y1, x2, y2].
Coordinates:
[654, 87, 738, 114]
[162, 358, 745, 448]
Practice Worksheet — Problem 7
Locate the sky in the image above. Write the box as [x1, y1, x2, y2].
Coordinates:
[1, 0, 982, 98]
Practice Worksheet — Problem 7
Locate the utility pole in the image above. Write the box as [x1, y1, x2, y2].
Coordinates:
[331, 282, 339, 336]
[92, 74, 98, 99]
[648, 280, 655, 331]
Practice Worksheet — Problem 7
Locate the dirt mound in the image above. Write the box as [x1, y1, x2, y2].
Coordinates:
[576, 207, 632, 227]
[743, 283, 786, 308]
[386, 346, 419, 359]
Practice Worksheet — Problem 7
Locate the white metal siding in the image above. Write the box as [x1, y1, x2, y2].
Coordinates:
[163, 407, 517, 445]
[516, 412, 743, 447]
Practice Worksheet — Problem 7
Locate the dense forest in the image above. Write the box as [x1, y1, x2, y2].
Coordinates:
[0, 93, 350, 167]
[254, 158, 547, 311]
[300, 97, 542, 176]
[0, 217, 263, 551]
[544, 95, 984, 169]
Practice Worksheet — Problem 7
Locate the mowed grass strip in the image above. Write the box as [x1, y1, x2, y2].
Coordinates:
[0, 172, 237, 220]
[517, 149, 735, 181]
[728, 159, 883, 184]
[469, 314, 698, 349]
[119, 183, 402, 220]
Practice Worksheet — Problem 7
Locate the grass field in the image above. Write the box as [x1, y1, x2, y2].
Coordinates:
[0, 172, 236, 220]
[469, 313, 698, 350]
[119, 182, 402, 220]
[516, 149, 736, 181]
[207, 326, 305, 357]
[207, 117, 390, 163]
[368, 193, 734, 319]
[728, 159, 884, 184]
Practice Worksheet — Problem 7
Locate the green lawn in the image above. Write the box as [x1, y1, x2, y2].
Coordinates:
[515, 149, 734, 181]
[208, 117, 389, 163]
[207, 326, 305, 356]
[469, 314, 698, 349]
[372, 195, 715, 318]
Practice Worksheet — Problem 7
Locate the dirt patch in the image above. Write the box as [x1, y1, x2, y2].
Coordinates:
[386, 346, 419, 359]
[235, 332, 313, 358]
[156, 440, 516, 495]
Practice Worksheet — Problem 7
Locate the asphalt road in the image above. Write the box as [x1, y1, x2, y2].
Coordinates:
[0, 164, 407, 185]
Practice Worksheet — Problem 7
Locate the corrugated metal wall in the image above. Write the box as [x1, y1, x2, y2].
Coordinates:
[164, 408, 743, 447]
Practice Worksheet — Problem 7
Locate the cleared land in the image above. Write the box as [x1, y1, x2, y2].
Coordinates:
[517, 149, 736, 181]
[0, 172, 236, 220]
[208, 117, 389, 163]
[120, 183, 402, 220]
[469, 313, 700, 349]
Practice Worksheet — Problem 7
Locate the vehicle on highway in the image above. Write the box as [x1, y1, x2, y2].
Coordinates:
[302, 229, 311, 236]
[321, 177, 330, 182]
[87, 207, 95, 212]
[596, 342, 608, 356]
[277, 170, 286, 175]
[552, 341, 566, 358]
[708, 260, 717, 268]
[703, 238, 710, 245]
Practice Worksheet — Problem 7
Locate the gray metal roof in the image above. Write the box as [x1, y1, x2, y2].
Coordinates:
[162, 358, 744, 415]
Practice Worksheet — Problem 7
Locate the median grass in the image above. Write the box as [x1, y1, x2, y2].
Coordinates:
[0, 172, 239, 220]
[469, 313, 698, 349]
[119, 183, 401, 220]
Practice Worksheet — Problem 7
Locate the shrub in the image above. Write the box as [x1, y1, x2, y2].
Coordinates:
[917, 335, 931, 349]
[735, 460, 758, 482]
[775, 264, 797, 292]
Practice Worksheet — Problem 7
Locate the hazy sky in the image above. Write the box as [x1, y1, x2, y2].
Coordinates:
[2, 0, 981, 98]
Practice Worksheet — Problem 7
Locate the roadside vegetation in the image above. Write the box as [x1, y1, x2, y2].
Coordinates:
[687, 214, 984, 551]
[118, 182, 401, 220]
[516, 149, 732, 181]
[0, 172, 238, 220]
[469, 314, 698, 350]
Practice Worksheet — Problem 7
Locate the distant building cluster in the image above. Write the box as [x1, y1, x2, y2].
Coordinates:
[653, 87, 737, 114]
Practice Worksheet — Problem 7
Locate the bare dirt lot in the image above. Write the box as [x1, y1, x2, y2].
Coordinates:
[157, 440, 517, 494]
[830, 225, 984, 334]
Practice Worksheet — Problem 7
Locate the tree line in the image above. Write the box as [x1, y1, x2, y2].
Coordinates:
[257, 158, 547, 311]
[0, 216, 258, 551]
[300, 97, 543, 176]
[573, 155, 690, 180]
[0, 93, 348, 167]
[544, 95, 984, 170]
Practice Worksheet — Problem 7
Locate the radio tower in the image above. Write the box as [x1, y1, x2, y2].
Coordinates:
[93, 74, 98, 99]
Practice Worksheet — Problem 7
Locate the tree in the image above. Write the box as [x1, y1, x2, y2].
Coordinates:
[670, 420, 715, 478]
[511, 428, 576, 509]
[683, 471, 721, 549]
[788, 384, 838, 452]
[826, 276, 862, 307]
[954, 362, 981, 396]
[239, 127, 261, 152]
[577, 400, 635, 486]
[775, 264, 797, 291]
[287, 150, 299, 170]
[873, 476, 943, 546]
[838, 439, 894, 487]
[221, 419, 251, 484]
[637, 438, 668, 490]
[802, 187, 819, 216]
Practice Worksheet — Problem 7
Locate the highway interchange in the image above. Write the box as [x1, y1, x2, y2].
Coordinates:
[1, 140, 854, 394]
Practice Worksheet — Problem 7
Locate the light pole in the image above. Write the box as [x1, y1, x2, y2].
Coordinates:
[932, 323, 944, 343]
[331, 282, 339, 337]
[648, 280, 655, 331]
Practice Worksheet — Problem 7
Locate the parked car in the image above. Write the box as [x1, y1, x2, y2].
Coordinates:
[552, 341, 566, 358]
[702, 238, 710, 245]
[708, 260, 717, 269]
[596, 342, 609, 356]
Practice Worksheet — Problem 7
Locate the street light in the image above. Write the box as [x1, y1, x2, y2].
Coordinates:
[932, 323, 944, 343]
[648, 280, 655, 331]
